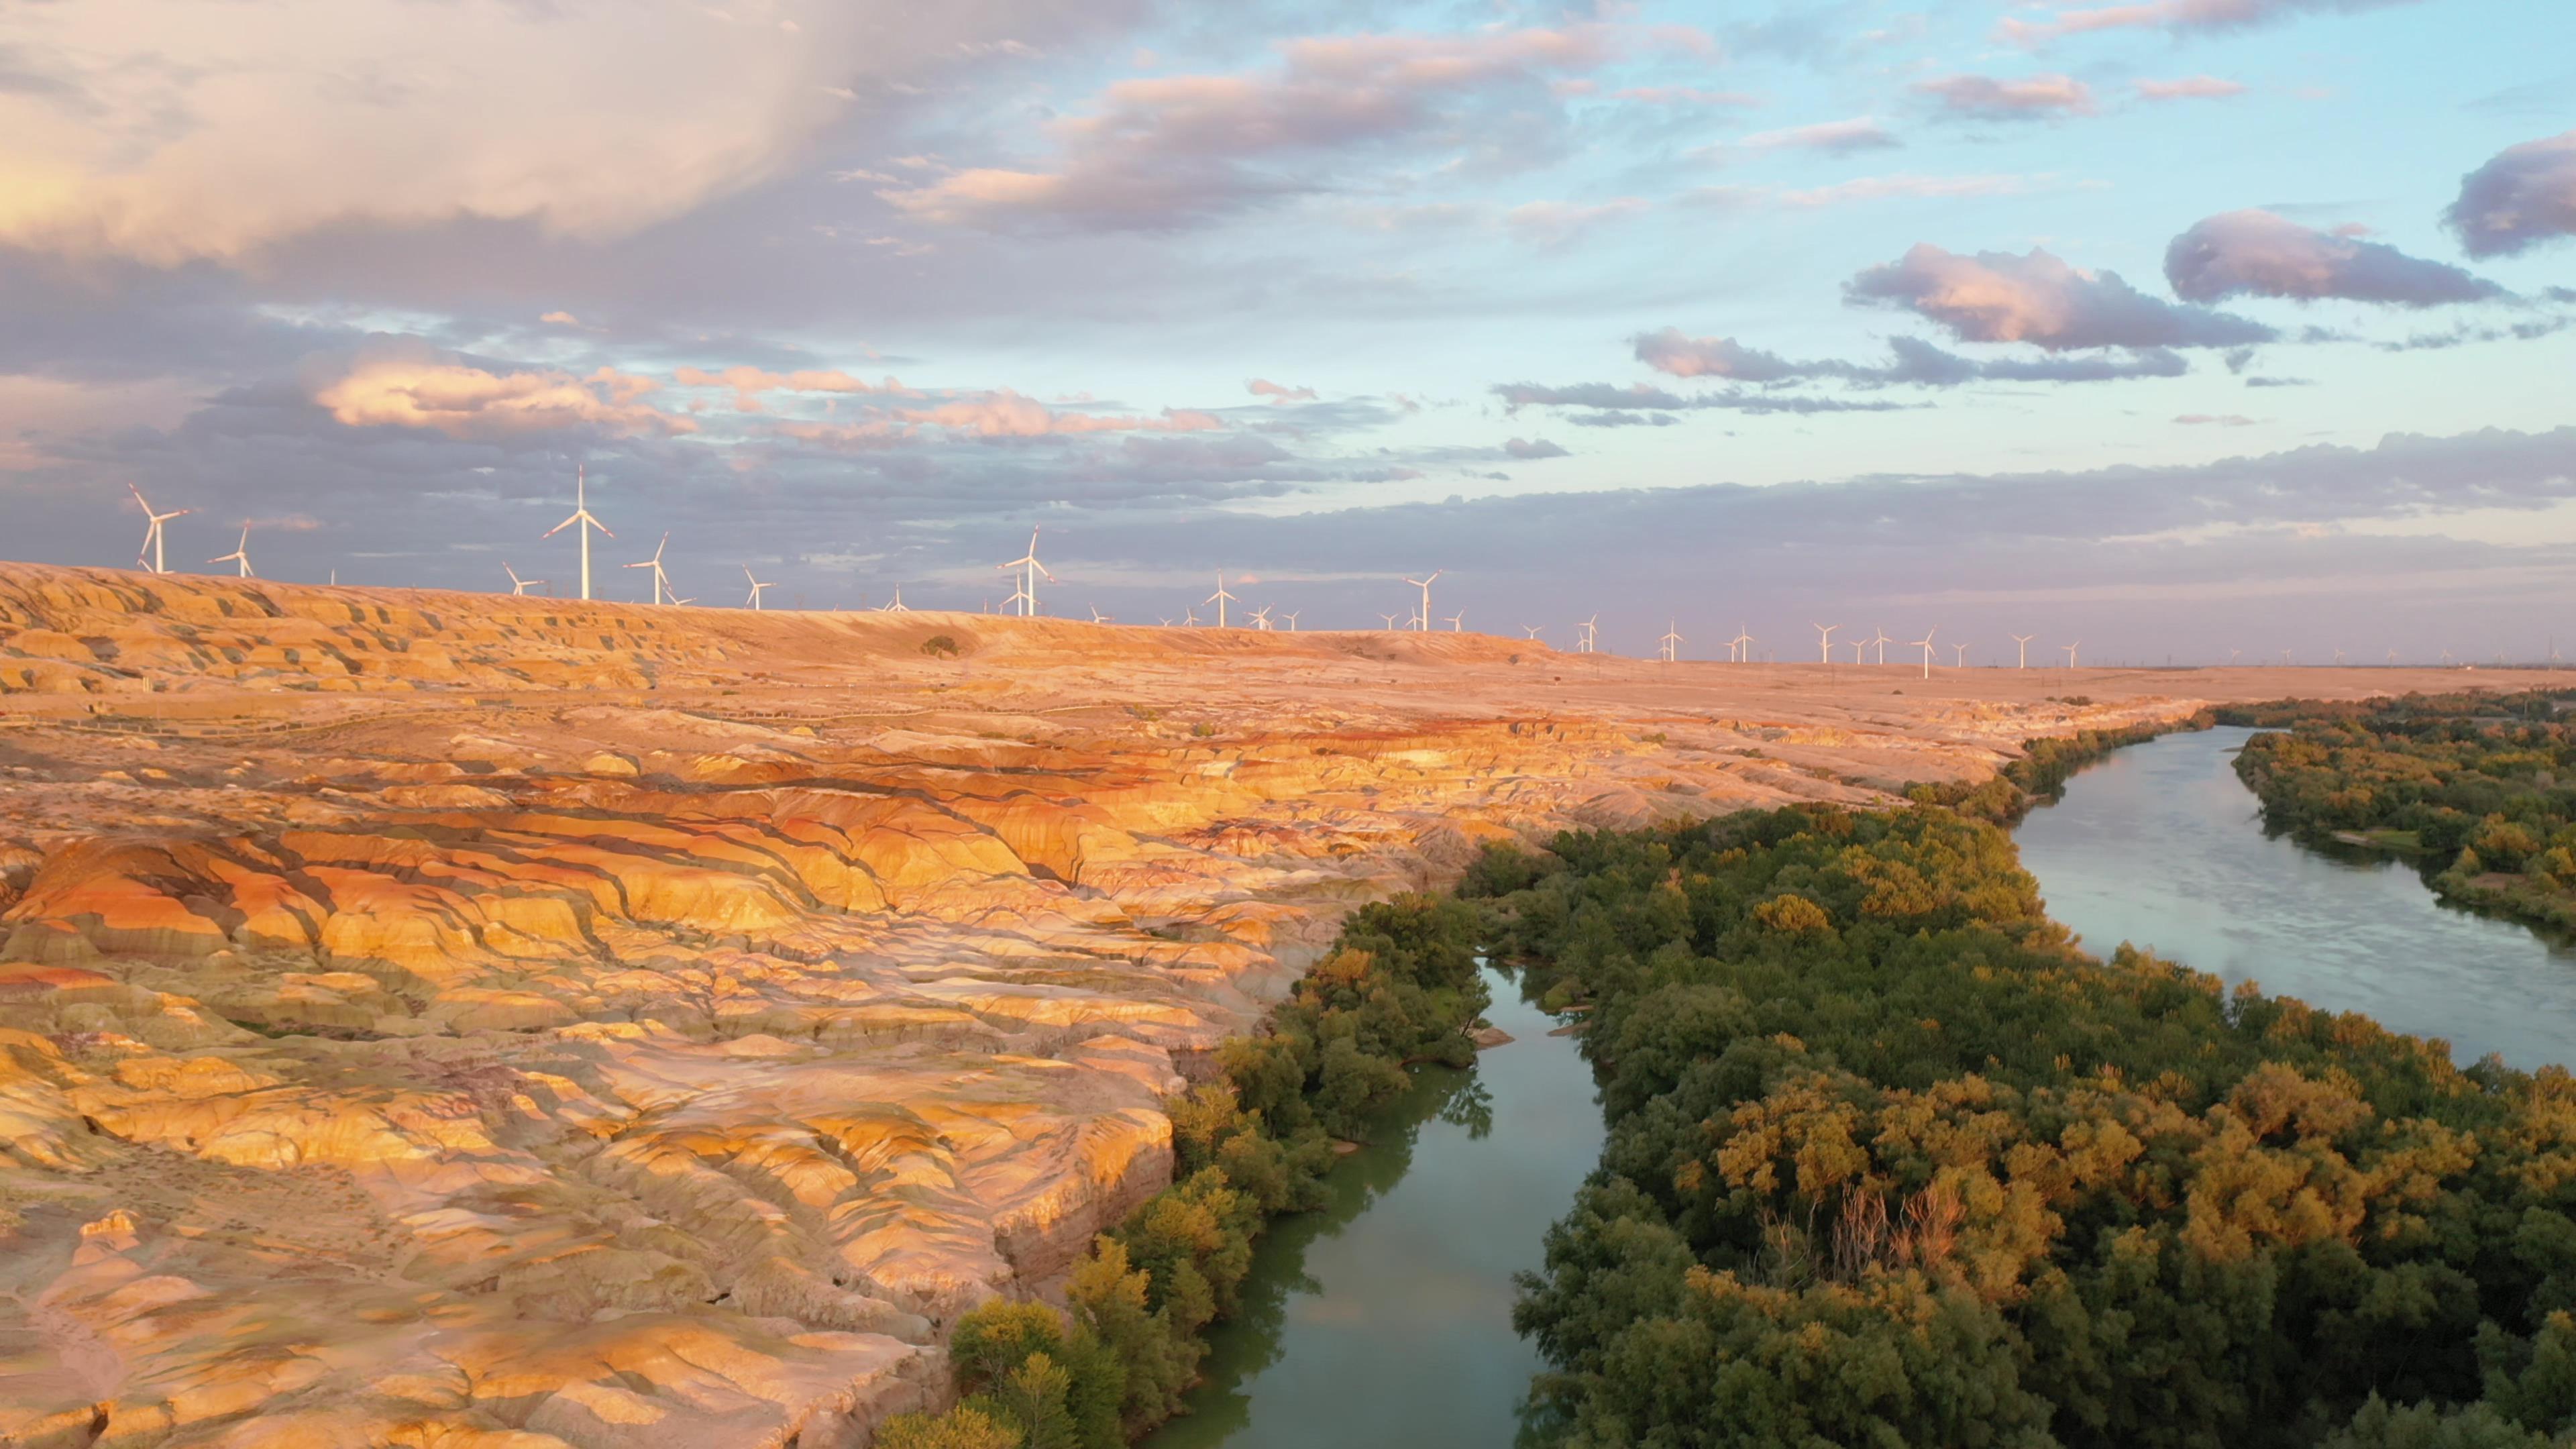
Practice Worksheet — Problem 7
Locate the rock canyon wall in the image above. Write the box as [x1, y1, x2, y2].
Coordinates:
[0, 563, 2522, 1448]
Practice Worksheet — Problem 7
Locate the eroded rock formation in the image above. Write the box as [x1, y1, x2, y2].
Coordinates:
[2, 562, 2480, 1448]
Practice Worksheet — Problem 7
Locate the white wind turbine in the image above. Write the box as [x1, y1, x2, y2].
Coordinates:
[1813, 623, 1839, 664]
[1379, 612, 1401, 630]
[1444, 610, 1465, 631]
[2011, 634, 2034, 669]
[208, 525, 254, 578]
[128, 484, 191, 574]
[743, 566, 777, 610]
[2063, 641, 2081, 669]
[503, 563, 544, 596]
[1848, 641, 1865, 663]
[881, 586, 910, 612]
[1911, 626, 1938, 680]
[542, 465, 614, 600]
[1090, 604, 1114, 624]
[1284, 610, 1300, 631]
[1523, 625, 1544, 640]
[1869, 627, 1892, 665]
[1578, 614, 1599, 653]
[625, 532, 676, 604]
[1729, 625, 1754, 663]
[1403, 570, 1442, 632]
[1658, 621, 1682, 663]
[998, 528, 1053, 616]
[1183, 606, 1201, 627]
[2228, 647, 2244, 666]
[1250, 604, 1274, 631]
[1953, 643, 1969, 667]
[1205, 572, 1236, 628]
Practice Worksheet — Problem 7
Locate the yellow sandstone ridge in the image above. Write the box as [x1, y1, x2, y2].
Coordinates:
[0, 561, 2519, 1446]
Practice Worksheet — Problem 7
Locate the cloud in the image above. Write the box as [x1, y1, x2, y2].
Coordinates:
[2445, 129, 2576, 259]
[1913, 73, 2096, 120]
[1504, 437, 1569, 460]
[0, 0, 1120, 263]
[2134, 76, 2248, 101]
[1687, 174, 2046, 212]
[1631, 327, 2186, 386]
[311, 347, 694, 439]
[673, 366, 909, 411]
[1733, 117, 1900, 155]
[2165, 209, 2504, 307]
[2175, 413, 2261, 426]
[1613, 87, 1762, 107]
[1248, 378, 1317, 402]
[1999, 0, 2422, 46]
[1493, 381, 1909, 415]
[1504, 197, 1651, 248]
[894, 390, 1226, 437]
[881, 25, 1616, 231]
[1846, 244, 2275, 350]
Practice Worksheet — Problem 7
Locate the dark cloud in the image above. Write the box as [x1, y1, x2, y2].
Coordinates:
[1504, 437, 1569, 460]
[1493, 381, 1909, 415]
[1631, 327, 2187, 386]
[2165, 209, 2503, 306]
[2446, 129, 2576, 258]
[1846, 244, 2275, 350]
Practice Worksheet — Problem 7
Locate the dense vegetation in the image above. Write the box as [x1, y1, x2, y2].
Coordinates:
[1472, 800, 2576, 1448]
[2229, 689, 2576, 930]
[876, 894, 1491, 1448]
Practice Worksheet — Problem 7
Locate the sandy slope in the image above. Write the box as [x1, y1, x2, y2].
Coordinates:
[0, 563, 2546, 1448]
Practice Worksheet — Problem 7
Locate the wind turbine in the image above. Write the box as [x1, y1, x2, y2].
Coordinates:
[1578, 615, 1599, 653]
[1911, 626, 1937, 680]
[1183, 606, 1201, 627]
[504, 563, 544, 596]
[998, 528, 1053, 616]
[1658, 621, 1682, 663]
[2011, 634, 2033, 669]
[2332, 648, 2347, 665]
[1813, 623, 1839, 664]
[1444, 610, 1465, 631]
[1869, 628, 1892, 665]
[1284, 610, 1300, 631]
[2387, 647, 2399, 665]
[1379, 612, 1401, 630]
[1090, 604, 1114, 624]
[542, 465, 614, 600]
[1205, 572, 1236, 628]
[1729, 625, 1754, 662]
[743, 566, 777, 610]
[1848, 641, 1865, 663]
[625, 532, 675, 604]
[1250, 605, 1274, 631]
[1403, 570, 1442, 632]
[2063, 641, 2080, 669]
[207, 525, 254, 578]
[1523, 625, 1545, 640]
[128, 484, 191, 574]
[881, 586, 910, 612]
[1953, 643, 1969, 667]
[2228, 648, 2243, 667]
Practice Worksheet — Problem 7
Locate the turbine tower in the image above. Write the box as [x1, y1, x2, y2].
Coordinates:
[1380, 612, 1401, 630]
[2011, 634, 2034, 669]
[542, 465, 614, 600]
[503, 563, 544, 596]
[1444, 610, 1464, 632]
[1848, 641, 1864, 663]
[1813, 623, 1839, 664]
[1250, 605, 1274, 631]
[128, 484, 191, 575]
[743, 566, 777, 610]
[998, 528, 1053, 616]
[1205, 572, 1236, 628]
[1911, 626, 1937, 680]
[1579, 614, 1599, 653]
[881, 586, 910, 612]
[2063, 641, 2081, 669]
[1285, 611, 1300, 631]
[1730, 625, 1754, 662]
[625, 532, 675, 605]
[1403, 570, 1442, 633]
[1869, 628, 1892, 665]
[1953, 643, 1968, 667]
[1523, 625, 1544, 640]
[1658, 621, 1682, 663]
[207, 525, 254, 578]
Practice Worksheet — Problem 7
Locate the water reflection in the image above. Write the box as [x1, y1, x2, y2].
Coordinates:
[2017, 726, 2576, 1070]
[1141, 968, 1601, 1448]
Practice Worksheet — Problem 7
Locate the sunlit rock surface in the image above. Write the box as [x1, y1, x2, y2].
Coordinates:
[0, 562, 2514, 1446]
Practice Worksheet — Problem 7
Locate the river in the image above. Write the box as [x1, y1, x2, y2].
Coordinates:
[2015, 724, 2576, 1070]
[1138, 967, 1599, 1449]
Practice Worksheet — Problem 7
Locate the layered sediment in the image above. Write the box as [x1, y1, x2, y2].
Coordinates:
[0, 563, 2524, 1448]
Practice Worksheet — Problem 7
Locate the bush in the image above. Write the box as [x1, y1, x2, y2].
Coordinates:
[921, 633, 962, 657]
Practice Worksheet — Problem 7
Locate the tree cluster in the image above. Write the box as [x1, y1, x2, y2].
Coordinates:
[876, 894, 1491, 1447]
[1466, 802, 2576, 1448]
[2231, 690, 2576, 930]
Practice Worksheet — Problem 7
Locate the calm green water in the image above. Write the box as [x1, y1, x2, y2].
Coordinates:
[1139, 967, 1599, 1449]
[2016, 725, 2576, 1070]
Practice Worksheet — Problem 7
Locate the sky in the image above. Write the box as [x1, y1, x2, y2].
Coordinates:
[2, 0, 2573, 663]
